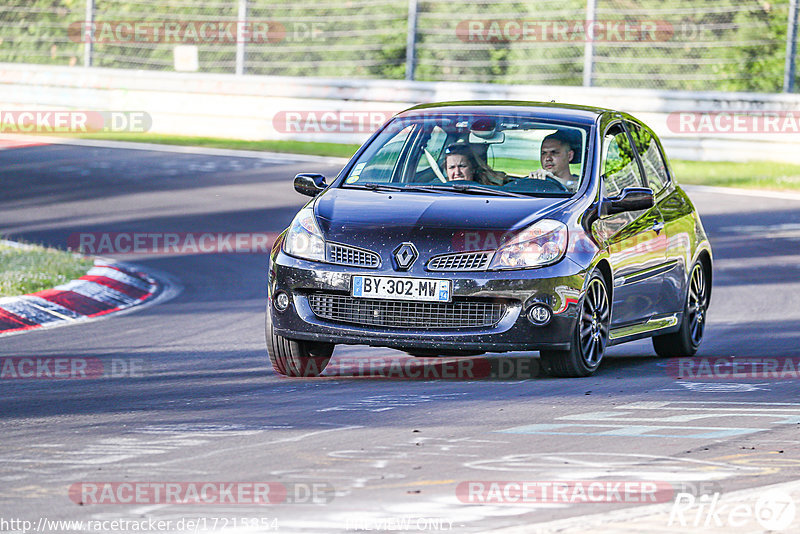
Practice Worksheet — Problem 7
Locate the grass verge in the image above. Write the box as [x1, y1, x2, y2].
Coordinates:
[76, 133, 361, 159]
[0, 240, 94, 298]
[74, 133, 800, 190]
[671, 160, 800, 190]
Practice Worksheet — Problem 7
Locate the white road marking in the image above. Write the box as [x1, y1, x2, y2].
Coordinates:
[558, 410, 800, 424]
[498, 401, 800, 439]
[318, 393, 466, 413]
[464, 452, 764, 479]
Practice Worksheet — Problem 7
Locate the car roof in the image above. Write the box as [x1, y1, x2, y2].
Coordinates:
[397, 101, 612, 126]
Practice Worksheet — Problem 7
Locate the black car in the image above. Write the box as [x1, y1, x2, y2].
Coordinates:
[266, 102, 712, 378]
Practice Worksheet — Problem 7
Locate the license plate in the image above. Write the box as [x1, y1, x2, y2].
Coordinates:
[351, 276, 451, 302]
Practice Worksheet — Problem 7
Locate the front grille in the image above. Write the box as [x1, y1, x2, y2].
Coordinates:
[327, 243, 380, 268]
[307, 293, 507, 329]
[427, 251, 492, 271]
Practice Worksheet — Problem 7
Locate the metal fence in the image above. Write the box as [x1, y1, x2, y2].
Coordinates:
[1, 0, 798, 92]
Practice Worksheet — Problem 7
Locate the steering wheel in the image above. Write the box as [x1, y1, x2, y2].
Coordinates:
[505, 174, 570, 193]
[541, 174, 570, 192]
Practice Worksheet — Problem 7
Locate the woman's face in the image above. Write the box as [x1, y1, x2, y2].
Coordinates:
[445, 154, 475, 181]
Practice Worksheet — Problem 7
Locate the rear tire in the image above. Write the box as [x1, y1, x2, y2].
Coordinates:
[540, 270, 610, 378]
[266, 309, 333, 377]
[653, 261, 708, 358]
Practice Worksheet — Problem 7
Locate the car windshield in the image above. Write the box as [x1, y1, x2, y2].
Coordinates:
[341, 112, 590, 197]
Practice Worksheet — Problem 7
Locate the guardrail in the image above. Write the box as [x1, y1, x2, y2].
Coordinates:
[2, 63, 800, 163]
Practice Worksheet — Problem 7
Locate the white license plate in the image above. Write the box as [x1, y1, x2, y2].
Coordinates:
[351, 276, 451, 302]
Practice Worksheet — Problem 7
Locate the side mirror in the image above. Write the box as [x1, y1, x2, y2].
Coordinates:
[605, 187, 654, 215]
[294, 173, 327, 197]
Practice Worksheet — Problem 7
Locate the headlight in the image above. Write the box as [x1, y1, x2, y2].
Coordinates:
[283, 205, 325, 262]
[489, 219, 568, 269]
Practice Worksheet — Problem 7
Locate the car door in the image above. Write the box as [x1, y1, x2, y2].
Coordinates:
[625, 120, 685, 315]
[592, 122, 668, 327]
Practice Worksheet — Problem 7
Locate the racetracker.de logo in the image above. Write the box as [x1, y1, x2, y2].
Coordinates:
[0, 357, 144, 380]
[451, 229, 597, 254]
[667, 111, 800, 134]
[325, 356, 493, 379]
[69, 482, 334, 505]
[456, 480, 675, 503]
[456, 19, 674, 43]
[273, 110, 400, 134]
[0, 111, 151, 134]
[667, 357, 800, 380]
[68, 21, 286, 44]
[68, 232, 279, 255]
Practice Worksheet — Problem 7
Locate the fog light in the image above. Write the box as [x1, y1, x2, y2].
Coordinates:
[527, 304, 552, 326]
[274, 291, 290, 312]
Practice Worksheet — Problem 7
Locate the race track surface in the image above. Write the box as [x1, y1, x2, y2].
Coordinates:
[1, 143, 799, 533]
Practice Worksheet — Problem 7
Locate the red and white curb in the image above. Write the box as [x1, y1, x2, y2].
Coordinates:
[0, 260, 159, 336]
[0, 136, 49, 150]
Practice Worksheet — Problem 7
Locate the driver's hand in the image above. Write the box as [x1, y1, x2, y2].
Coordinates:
[527, 169, 559, 180]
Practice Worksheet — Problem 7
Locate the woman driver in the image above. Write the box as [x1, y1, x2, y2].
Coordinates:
[443, 144, 506, 185]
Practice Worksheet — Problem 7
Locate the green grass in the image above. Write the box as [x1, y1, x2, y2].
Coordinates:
[74, 133, 800, 190]
[0, 240, 95, 298]
[670, 160, 800, 190]
[75, 133, 361, 159]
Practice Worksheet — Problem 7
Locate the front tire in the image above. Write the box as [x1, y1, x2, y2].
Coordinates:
[266, 309, 333, 377]
[540, 270, 610, 378]
[653, 261, 708, 357]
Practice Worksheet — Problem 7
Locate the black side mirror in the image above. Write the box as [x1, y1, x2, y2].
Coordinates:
[294, 173, 327, 197]
[605, 187, 654, 215]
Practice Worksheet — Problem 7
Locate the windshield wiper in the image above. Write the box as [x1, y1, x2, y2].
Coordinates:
[419, 183, 528, 198]
[345, 183, 445, 194]
[344, 182, 528, 197]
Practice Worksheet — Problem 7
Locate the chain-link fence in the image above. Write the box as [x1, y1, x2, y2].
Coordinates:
[1, 0, 798, 92]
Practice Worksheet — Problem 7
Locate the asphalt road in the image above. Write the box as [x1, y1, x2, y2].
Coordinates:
[1, 142, 799, 534]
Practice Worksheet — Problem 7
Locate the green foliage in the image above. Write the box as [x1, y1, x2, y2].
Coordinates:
[714, 1, 790, 92]
[244, 0, 407, 78]
[0, 0, 797, 91]
[0, 0, 84, 66]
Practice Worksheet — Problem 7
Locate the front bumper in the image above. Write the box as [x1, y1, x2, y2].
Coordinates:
[268, 250, 587, 352]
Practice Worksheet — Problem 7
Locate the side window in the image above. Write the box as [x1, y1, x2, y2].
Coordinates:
[602, 124, 644, 197]
[415, 126, 448, 173]
[351, 125, 414, 183]
[627, 122, 670, 193]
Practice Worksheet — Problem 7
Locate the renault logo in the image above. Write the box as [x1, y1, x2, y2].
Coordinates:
[393, 242, 418, 270]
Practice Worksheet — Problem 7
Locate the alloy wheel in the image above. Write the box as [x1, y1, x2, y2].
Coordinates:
[579, 277, 610, 368]
[687, 264, 707, 346]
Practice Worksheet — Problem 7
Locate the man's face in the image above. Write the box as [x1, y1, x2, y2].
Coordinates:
[540, 139, 574, 178]
[445, 154, 475, 181]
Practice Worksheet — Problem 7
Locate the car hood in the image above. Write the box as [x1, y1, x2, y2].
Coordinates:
[315, 188, 569, 257]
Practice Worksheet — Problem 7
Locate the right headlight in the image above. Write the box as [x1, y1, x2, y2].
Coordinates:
[489, 219, 568, 269]
[282, 205, 325, 262]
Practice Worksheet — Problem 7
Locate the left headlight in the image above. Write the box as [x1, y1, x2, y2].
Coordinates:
[489, 219, 568, 269]
[283, 205, 325, 262]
